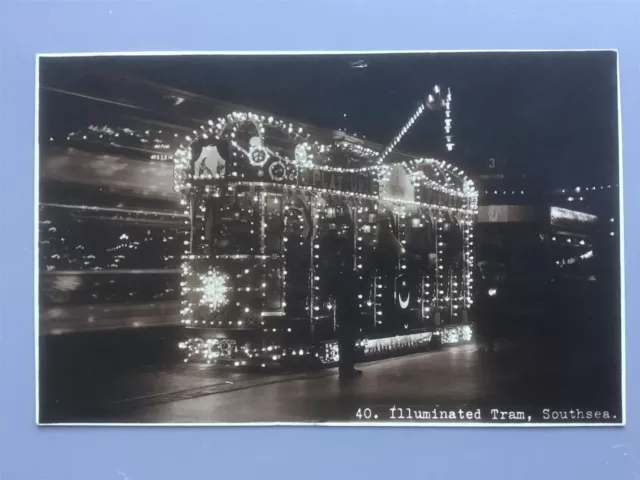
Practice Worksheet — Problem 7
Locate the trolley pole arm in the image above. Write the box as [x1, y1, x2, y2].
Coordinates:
[376, 85, 445, 165]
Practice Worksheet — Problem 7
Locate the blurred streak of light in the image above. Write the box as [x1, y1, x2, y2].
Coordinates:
[40, 149, 178, 199]
[40, 202, 186, 218]
[120, 75, 333, 134]
[69, 215, 187, 229]
[47, 74, 323, 134]
[41, 269, 181, 275]
[43, 76, 371, 152]
[41, 85, 205, 125]
[117, 75, 268, 114]
[74, 139, 174, 158]
[40, 302, 181, 335]
[41, 86, 152, 113]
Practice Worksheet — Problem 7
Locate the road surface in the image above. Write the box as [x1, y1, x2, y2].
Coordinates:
[39, 328, 621, 424]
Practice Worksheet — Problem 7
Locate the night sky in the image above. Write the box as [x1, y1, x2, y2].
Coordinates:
[40, 51, 619, 189]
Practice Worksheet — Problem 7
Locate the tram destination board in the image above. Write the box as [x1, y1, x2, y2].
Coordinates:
[298, 168, 377, 197]
[36, 50, 623, 426]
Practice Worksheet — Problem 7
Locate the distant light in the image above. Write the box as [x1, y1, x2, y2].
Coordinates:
[350, 60, 368, 69]
[488, 288, 497, 297]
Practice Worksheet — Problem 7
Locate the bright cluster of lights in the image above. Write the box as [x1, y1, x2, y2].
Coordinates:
[441, 325, 473, 344]
[179, 338, 235, 363]
[363, 331, 435, 355]
[197, 269, 230, 311]
[319, 341, 341, 364]
[180, 336, 319, 366]
[181, 327, 472, 366]
[61, 124, 181, 161]
[444, 87, 454, 152]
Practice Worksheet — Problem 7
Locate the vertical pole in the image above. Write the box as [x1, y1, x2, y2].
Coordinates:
[435, 215, 441, 316]
[309, 197, 317, 339]
[421, 277, 426, 324]
[282, 193, 287, 314]
[449, 269, 454, 323]
[188, 194, 197, 254]
[373, 277, 378, 329]
[260, 191, 267, 314]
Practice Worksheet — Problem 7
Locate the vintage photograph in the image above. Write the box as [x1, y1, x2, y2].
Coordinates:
[37, 51, 623, 425]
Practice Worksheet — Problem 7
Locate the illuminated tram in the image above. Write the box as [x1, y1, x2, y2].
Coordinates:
[174, 86, 478, 367]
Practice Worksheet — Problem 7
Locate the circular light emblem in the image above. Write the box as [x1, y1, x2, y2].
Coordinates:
[249, 146, 269, 166]
[269, 161, 287, 181]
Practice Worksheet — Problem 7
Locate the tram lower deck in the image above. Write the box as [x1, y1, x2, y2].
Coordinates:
[179, 183, 475, 367]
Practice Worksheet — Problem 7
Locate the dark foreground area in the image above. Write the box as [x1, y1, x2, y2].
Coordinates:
[38, 320, 622, 424]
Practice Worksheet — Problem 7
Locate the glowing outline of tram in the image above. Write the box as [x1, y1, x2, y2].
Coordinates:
[173, 85, 478, 366]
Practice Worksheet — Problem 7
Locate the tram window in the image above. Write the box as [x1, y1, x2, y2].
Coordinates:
[450, 222, 463, 251]
[284, 202, 312, 241]
[264, 195, 284, 254]
[205, 195, 261, 255]
[282, 200, 313, 317]
[408, 216, 435, 259]
[376, 217, 403, 272]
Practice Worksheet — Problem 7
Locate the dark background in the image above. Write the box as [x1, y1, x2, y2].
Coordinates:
[39, 51, 619, 187]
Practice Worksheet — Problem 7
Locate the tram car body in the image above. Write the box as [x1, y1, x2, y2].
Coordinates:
[174, 99, 478, 367]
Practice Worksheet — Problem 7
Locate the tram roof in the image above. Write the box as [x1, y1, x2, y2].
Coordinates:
[174, 110, 476, 197]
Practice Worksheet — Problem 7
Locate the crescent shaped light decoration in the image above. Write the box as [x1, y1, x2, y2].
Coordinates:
[398, 291, 410, 309]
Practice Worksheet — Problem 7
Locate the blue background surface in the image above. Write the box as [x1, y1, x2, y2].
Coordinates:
[0, 1, 638, 479]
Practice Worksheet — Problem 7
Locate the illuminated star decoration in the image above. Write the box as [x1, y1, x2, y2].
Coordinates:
[198, 270, 230, 311]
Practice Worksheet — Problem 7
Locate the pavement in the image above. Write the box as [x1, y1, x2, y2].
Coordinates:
[39, 334, 622, 424]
